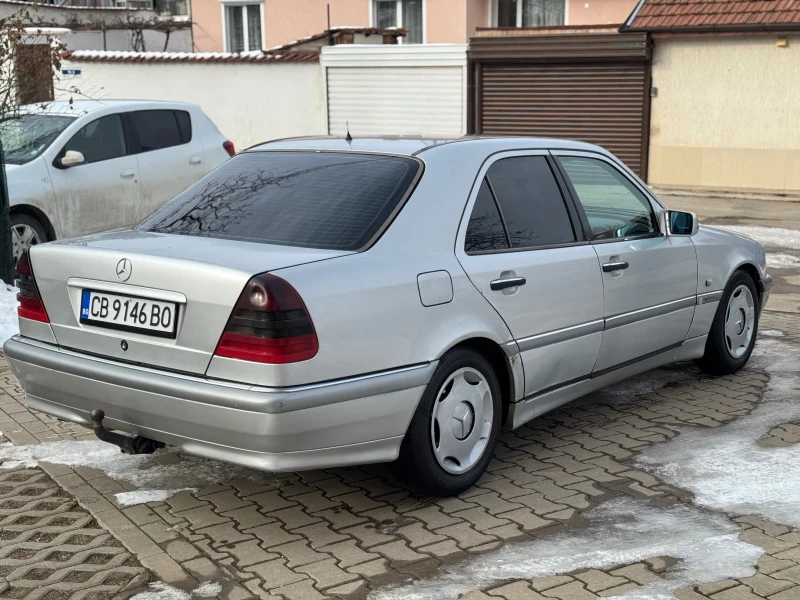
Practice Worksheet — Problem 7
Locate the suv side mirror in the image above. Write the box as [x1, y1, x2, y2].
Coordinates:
[60, 150, 85, 168]
[668, 210, 699, 236]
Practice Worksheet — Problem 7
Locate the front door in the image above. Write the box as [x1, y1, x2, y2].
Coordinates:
[554, 152, 698, 374]
[456, 151, 605, 398]
[47, 113, 141, 238]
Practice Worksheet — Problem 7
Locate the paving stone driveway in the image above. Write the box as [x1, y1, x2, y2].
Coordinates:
[0, 310, 798, 600]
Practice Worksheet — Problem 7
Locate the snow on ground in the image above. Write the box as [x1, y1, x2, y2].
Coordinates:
[766, 253, 800, 269]
[129, 581, 221, 600]
[0, 280, 19, 344]
[760, 330, 785, 337]
[638, 338, 800, 529]
[371, 497, 762, 600]
[0, 439, 282, 505]
[708, 225, 800, 250]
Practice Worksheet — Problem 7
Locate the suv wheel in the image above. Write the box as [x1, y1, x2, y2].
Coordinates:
[11, 214, 47, 267]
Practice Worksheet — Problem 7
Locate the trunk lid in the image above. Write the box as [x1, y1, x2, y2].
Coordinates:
[30, 230, 353, 374]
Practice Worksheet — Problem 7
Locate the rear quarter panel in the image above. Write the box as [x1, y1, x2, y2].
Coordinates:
[205, 146, 515, 387]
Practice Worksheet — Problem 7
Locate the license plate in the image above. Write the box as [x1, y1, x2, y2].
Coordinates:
[80, 290, 179, 338]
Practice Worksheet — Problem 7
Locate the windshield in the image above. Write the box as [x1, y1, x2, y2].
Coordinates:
[139, 151, 422, 251]
[0, 115, 75, 165]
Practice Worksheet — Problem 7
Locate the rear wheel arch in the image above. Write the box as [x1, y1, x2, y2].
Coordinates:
[442, 337, 514, 426]
[10, 204, 56, 242]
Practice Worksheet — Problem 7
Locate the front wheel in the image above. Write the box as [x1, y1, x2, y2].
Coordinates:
[392, 348, 502, 497]
[696, 270, 759, 375]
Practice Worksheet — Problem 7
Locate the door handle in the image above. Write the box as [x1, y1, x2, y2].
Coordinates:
[490, 277, 526, 291]
[189, 156, 202, 165]
[602, 261, 629, 272]
[120, 169, 135, 179]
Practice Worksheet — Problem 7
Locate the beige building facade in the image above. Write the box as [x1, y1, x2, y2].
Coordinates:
[191, 0, 637, 53]
[648, 35, 800, 194]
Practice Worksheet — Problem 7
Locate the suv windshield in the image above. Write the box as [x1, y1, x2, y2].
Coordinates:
[0, 115, 75, 165]
[139, 151, 422, 251]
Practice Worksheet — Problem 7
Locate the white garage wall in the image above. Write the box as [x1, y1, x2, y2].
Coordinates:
[322, 44, 468, 137]
[55, 56, 327, 150]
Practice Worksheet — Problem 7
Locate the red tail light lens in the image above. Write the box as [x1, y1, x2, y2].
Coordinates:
[15, 250, 49, 323]
[223, 141, 235, 157]
[215, 273, 318, 364]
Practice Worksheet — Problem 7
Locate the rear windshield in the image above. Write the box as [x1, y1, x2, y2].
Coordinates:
[139, 151, 422, 251]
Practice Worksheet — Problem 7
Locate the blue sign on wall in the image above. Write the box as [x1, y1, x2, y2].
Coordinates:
[61, 69, 81, 76]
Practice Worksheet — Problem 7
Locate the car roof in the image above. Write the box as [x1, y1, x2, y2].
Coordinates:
[20, 99, 200, 117]
[248, 135, 609, 157]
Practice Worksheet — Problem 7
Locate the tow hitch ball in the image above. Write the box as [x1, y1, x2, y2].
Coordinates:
[90, 409, 165, 455]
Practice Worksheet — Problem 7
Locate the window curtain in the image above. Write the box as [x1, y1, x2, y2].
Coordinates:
[522, 0, 564, 26]
[246, 5, 262, 50]
[374, 0, 397, 29]
[402, 0, 423, 43]
[226, 5, 244, 53]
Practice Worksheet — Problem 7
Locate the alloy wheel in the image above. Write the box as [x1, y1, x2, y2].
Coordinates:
[11, 223, 41, 265]
[724, 283, 755, 359]
[430, 367, 494, 474]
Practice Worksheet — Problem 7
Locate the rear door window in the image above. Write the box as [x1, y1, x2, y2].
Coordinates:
[481, 156, 576, 249]
[139, 151, 421, 251]
[131, 110, 189, 152]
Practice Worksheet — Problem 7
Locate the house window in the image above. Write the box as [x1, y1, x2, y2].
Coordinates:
[495, 0, 565, 27]
[373, 0, 424, 44]
[225, 4, 262, 53]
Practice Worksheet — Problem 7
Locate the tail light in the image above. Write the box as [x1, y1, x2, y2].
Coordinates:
[214, 273, 318, 364]
[15, 250, 49, 323]
[223, 141, 235, 157]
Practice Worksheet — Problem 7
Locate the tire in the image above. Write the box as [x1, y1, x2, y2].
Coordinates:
[393, 347, 502, 497]
[696, 270, 759, 375]
[10, 213, 47, 268]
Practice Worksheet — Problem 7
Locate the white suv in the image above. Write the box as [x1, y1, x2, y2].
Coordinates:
[3, 100, 234, 263]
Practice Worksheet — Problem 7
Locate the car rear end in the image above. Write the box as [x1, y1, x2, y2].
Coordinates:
[4, 148, 431, 471]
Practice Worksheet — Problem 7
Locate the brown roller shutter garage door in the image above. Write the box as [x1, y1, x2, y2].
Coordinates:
[469, 31, 652, 178]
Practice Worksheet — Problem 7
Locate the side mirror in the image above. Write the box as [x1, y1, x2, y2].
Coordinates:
[60, 150, 85, 168]
[668, 210, 699, 236]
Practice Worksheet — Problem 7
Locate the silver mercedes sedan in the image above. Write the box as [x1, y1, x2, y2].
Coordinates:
[4, 137, 772, 497]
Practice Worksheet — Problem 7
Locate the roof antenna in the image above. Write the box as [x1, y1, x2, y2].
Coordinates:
[345, 121, 353, 142]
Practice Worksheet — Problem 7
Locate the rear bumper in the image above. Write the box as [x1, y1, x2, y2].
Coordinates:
[3, 336, 432, 472]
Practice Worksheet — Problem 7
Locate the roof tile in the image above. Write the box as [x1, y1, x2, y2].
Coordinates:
[61, 50, 319, 64]
[629, 0, 800, 30]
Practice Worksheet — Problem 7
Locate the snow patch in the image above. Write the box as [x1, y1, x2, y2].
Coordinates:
[760, 330, 785, 338]
[129, 582, 190, 600]
[115, 489, 197, 506]
[0, 440, 282, 505]
[193, 582, 223, 597]
[130, 581, 221, 600]
[0, 281, 19, 345]
[709, 225, 800, 250]
[767, 253, 800, 269]
[638, 339, 800, 529]
[370, 498, 761, 600]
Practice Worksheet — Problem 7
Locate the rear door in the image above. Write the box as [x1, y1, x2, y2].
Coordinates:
[456, 151, 605, 398]
[46, 113, 140, 237]
[553, 152, 698, 373]
[128, 109, 206, 220]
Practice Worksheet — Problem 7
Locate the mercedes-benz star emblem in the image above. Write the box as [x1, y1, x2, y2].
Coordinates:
[116, 258, 132, 282]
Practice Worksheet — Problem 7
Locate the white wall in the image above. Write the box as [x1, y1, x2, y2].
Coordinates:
[322, 44, 468, 137]
[55, 58, 327, 149]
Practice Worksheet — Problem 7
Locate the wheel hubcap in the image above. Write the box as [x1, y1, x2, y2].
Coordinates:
[725, 284, 755, 359]
[11, 224, 41, 265]
[430, 367, 493, 475]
